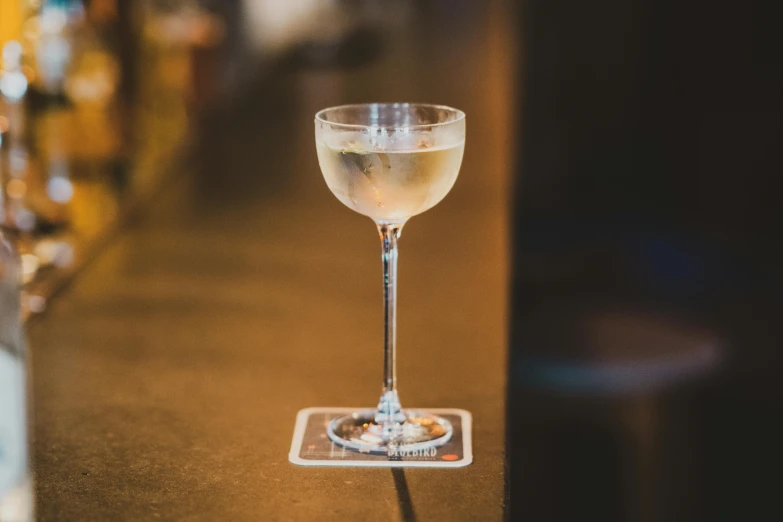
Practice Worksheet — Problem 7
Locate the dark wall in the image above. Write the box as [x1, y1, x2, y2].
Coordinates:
[508, 1, 782, 520]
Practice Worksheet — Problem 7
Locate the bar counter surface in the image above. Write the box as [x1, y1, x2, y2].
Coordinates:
[27, 3, 514, 520]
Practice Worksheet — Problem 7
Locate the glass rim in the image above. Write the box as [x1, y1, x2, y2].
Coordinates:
[315, 102, 466, 131]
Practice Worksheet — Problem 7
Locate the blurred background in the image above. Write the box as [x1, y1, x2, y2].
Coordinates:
[1, 0, 780, 520]
[509, 1, 781, 521]
[2, 0, 415, 315]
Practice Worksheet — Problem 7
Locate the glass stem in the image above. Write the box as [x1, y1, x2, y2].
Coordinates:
[375, 222, 406, 435]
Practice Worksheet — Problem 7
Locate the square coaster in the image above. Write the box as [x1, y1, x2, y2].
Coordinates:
[289, 407, 472, 468]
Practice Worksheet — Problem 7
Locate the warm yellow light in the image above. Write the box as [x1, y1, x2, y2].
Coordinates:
[0, 0, 24, 47]
[6, 178, 26, 199]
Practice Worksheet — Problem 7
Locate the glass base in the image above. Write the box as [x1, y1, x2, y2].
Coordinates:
[327, 409, 453, 454]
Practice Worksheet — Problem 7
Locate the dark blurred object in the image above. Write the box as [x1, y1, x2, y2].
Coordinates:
[139, 0, 231, 111]
[292, 25, 384, 70]
[507, 0, 782, 521]
[290, 0, 390, 69]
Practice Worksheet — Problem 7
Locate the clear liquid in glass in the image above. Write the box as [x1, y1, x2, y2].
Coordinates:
[316, 131, 464, 222]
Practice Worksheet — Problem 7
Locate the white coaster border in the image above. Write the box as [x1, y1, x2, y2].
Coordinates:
[289, 407, 473, 468]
